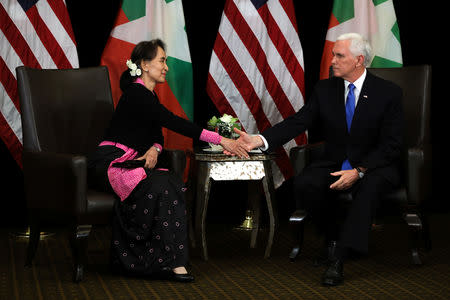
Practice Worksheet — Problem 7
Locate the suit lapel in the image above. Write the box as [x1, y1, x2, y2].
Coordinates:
[334, 78, 348, 133]
[350, 72, 372, 133]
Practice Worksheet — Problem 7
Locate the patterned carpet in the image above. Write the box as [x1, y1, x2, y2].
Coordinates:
[1, 212, 450, 300]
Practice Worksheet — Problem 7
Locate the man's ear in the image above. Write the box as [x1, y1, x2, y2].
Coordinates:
[356, 55, 365, 67]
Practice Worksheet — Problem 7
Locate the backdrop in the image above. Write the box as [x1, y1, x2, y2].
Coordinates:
[1, 0, 441, 226]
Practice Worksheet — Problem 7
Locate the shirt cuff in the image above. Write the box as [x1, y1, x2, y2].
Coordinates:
[256, 134, 269, 151]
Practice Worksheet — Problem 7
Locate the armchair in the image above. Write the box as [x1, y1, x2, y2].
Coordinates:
[289, 65, 432, 265]
[16, 66, 188, 282]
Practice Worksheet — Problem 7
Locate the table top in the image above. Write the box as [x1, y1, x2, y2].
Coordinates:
[194, 148, 276, 162]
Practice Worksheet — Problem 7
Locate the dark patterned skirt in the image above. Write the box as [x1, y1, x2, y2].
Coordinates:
[110, 169, 189, 276]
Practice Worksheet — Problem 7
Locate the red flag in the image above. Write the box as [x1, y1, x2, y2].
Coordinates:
[207, 0, 306, 187]
[0, 0, 79, 167]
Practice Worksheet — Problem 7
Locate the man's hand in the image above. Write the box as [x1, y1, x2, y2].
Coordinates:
[234, 128, 264, 151]
[220, 137, 249, 158]
[137, 146, 159, 169]
[329, 169, 359, 190]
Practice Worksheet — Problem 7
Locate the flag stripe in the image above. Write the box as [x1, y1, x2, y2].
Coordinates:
[1, 0, 78, 167]
[26, 5, 71, 69]
[1, 1, 56, 68]
[0, 58, 20, 112]
[278, 0, 298, 33]
[0, 109, 22, 167]
[257, 2, 305, 97]
[47, 0, 77, 45]
[37, 0, 78, 67]
[227, 0, 301, 120]
[208, 53, 258, 134]
[218, 13, 283, 128]
[208, 0, 306, 187]
[0, 3, 41, 69]
[206, 73, 238, 117]
[213, 33, 272, 133]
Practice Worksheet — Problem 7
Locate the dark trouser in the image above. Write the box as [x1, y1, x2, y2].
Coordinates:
[293, 164, 395, 254]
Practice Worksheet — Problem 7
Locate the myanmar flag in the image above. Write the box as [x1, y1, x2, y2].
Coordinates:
[320, 0, 403, 79]
[101, 0, 194, 152]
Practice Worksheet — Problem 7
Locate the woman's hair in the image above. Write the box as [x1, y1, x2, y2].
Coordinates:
[336, 33, 373, 67]
[119, 39, 167, 92]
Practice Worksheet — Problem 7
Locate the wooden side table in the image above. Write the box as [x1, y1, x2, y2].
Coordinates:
[193, 150, 277, 260]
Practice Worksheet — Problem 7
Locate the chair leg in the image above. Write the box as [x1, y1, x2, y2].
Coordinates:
[404, 213, 427, 265]
[69, 224, 92, 282]
[289, 210, 307, 262]
[25, 220, 41, 267]
[289, 222, 305, 262]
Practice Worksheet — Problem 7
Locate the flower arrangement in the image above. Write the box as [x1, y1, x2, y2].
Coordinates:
[126, 59, 142, 77]
[207, 113, 241, 139]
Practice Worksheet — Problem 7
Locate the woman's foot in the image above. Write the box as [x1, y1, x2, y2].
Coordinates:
[154, 266, 194, 283]
[172, 266, 188, 274]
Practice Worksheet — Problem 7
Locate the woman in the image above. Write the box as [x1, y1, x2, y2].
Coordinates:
[88, 39, 246, 282]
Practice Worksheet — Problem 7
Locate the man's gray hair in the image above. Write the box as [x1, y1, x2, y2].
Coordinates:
[336, 33, 373, 67]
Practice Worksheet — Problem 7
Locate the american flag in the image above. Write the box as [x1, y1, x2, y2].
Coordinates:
[206, 0, 306, 187]
[0, 0, 78, 167]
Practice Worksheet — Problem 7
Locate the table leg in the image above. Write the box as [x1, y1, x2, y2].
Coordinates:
[195, 162, 211, 261]
[262, 161, 277, 258]
[249, 181, 261, 248]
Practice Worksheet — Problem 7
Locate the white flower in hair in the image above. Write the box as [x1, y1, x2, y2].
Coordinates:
[126, 59, 140, 77]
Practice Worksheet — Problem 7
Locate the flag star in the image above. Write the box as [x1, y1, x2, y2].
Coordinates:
[326, 0, 378, 42]
[111, 0, 191, 63]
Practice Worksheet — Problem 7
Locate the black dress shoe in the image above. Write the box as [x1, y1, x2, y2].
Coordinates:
[313, 240, 337, 267]
[155, 268, 194, 283]
[322, 259, 344, 286]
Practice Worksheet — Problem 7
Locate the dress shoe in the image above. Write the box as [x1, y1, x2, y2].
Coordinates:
[155, 268, 194, 283]
[321, 259, 344, 286]
[313, 240, 337, 267]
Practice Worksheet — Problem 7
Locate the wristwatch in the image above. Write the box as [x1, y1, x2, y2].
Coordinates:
[153, 146, 161, 154]
[356, 167, 365, 179]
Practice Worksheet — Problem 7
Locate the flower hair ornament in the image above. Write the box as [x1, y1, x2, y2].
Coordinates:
[126, 59, 142, 77]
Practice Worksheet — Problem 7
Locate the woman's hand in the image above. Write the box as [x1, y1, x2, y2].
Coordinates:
[220, 137, 249, 158]
[137, 146, 159, 169]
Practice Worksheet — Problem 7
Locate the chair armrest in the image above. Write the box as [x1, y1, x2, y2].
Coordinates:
[164, 149, 186, 178]
[23, 150, 88, 215]
[290, 142, 325, 176]
[406, 144, 432, 206]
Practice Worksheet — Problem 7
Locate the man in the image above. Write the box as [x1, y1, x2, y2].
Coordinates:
[235, 33, 403, 286]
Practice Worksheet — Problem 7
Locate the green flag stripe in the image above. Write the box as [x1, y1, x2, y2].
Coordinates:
[391, 21, 401, 43]
[165, 0, 176, 3]
[372, 0, 388, 6]
[166, 57, 194, 120]
[332, 0, 354, 23]
[122, 0, 146, 21]
[370, 56, 402, 68]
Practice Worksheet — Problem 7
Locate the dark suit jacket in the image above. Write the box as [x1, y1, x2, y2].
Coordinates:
[262, 70, 404, 185]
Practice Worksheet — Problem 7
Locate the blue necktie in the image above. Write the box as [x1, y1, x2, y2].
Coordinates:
[342, 83, 355, 170]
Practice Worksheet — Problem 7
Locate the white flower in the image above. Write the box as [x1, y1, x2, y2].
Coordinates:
[219, 114, 233, 124]
[126, 59, 140, 76]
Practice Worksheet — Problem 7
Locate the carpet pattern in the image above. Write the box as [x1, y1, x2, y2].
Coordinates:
[1, 213, 449, 300]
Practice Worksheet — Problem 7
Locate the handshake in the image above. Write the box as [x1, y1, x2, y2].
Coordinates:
[219, 128, 265, 159]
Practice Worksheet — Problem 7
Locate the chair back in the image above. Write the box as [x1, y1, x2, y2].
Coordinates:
[16, 66, 114, 156]
[368, 65, 432, 149]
